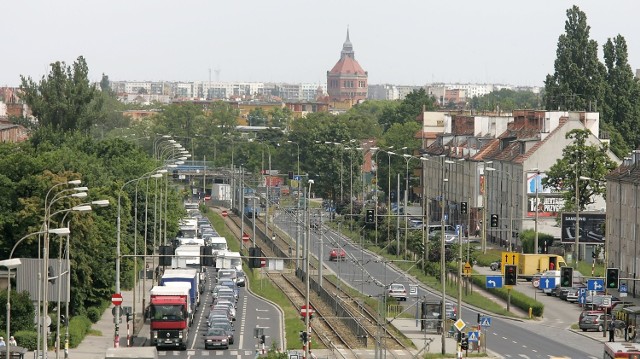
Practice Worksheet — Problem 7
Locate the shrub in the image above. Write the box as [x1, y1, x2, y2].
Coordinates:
[14, 330, 38, 350]
[68, 315, 92, 348]
[87, 307, 103, 323]
[470, 274, 544, 317]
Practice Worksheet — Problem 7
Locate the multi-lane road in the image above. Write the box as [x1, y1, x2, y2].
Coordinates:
[273, 210, 603, 358]
[153, 265, 282, 358]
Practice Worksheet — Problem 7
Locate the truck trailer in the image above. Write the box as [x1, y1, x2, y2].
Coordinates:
[161, 268, 201, 309]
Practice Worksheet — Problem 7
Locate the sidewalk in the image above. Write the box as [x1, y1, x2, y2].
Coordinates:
[28, 271, 150, 359]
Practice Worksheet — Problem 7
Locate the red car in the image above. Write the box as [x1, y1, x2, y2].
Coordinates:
[329, 248, 346, 261]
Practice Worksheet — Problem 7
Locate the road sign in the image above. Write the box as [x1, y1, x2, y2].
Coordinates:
[587, 279, 604, 291]
[602, 296, 612, 307]
[294, 175, 302, 181]
[578, 288, 587, 305]
[532, 278, 540, 288]
[454, 319, 466, 331]
[501, 251, 519, 267]
[467, 331, 479, 342]
[242, 233, 250, 242]
[479, 316, 492, 327]
[300, 304, 315, 317]
[409, 285, 418, 297]
[486, 276, 503, 289]
[222, 210, 228, 217]
[620, 283, 628, 293]
[464, 262, 472, 276]
[538, 277, 556, 290]
[111, 293, 123, 306]
[112, 306, 131, 316]
[260, 258, 267, 268]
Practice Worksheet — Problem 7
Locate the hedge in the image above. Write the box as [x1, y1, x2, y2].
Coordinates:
[470, 274, 545, 317]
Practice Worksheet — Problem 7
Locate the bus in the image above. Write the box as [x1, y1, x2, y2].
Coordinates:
[603, 342, 640, 358]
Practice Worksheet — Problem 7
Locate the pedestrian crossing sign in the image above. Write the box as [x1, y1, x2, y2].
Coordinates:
[467, 331, 479, 342]
[480, 316, 491, 327]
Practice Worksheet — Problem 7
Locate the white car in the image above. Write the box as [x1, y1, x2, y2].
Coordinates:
[387, 283, 407, 301]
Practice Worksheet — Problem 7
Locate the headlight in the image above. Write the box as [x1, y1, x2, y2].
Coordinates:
[179, 331, 183, 339]
[206, 339, 212, 343]
[152, 331, 158, 339]
[221, 339, 227, 343]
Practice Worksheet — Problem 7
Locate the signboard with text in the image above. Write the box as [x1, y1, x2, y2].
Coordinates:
[560, 212, 606, 244]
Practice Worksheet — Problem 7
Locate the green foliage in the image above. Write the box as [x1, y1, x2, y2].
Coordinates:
[87, 307, 103, 323]
[520, 229, 555, 254]
[14, 330, 38, 351]
[248, 108, 268, 126]
[20, 56, 103, 133]
[470, 89, 542, 112]
[379, 88, 437, 130]
[0, 290, 35, 333]
[542, 129, 617, 211]
[469, 275, 544, 317]
[68, 315, 93, 348]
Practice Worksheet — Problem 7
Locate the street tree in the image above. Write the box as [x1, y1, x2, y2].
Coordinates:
[543, 6, 606, 112]
[379, 88, 437, 131]
[541, 129, 617, 211]
[20, 56, 103, 133]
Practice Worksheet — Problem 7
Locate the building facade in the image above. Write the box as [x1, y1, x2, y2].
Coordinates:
[326, 29, 368, 103]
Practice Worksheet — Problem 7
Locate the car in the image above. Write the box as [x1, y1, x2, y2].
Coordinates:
[579, 313, 612, 332]
[387, 283, 407, 301]
[209, 321, 235, 344]
[565, 286, 586, 302]
[578, 309, 604, 323]
[235, 270, 246, 287]
[489, 261, 501, 271]
[217, 269, 238, 283]
[329, 248, 347, 261]
[203, 327, 229, 349]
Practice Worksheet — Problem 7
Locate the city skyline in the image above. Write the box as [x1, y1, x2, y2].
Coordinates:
[3, 1, 640, 88]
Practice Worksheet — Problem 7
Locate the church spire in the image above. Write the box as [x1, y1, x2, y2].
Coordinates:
[341, 27, 354, 60]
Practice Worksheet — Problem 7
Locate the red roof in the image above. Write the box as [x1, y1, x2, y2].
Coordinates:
[329, 56, 366, 76]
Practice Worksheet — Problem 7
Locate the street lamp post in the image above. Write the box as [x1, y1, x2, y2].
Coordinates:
[402, 154, 418, 257]
[385, 151, 396, 244]
[288, 141, 302, 269]
[486, 166, 516, 251]
[304, 179, 314, 359]
[1, 258, 21, 359]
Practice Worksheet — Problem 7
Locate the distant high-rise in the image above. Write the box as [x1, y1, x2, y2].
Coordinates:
[327, 28, 368, 102]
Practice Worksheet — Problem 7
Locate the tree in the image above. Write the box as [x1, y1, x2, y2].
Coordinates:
[379, 88, 436, 130]
[247, 108, 268, 126]
[269, 106, 293, 129]
[470, 89, 542, 112]
[541, 129, 617, 211]
[543, 6, 606, 112]
[20, 56, 103, 133]
[602, 35, 640, 154]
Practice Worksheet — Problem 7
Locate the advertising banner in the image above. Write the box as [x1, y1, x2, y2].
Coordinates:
[560, 212, 606, 244]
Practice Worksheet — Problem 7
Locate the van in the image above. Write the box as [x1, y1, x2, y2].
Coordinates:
[426, 224, 455, 233]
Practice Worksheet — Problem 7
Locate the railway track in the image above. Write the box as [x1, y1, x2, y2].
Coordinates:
[222, 208, 413, 355]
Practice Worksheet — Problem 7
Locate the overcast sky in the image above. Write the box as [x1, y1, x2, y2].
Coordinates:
[3, 1, 640, 88]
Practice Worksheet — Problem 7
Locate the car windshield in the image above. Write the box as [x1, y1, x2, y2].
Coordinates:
[390, 284, 404, 291]
[207, 328, 225, 336]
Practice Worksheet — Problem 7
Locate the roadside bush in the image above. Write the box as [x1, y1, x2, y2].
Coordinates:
[68, 315, 92, 348]
[14, 330, 38, 350]
[470, 275, 544, 317]
[87, 307, 103, 323]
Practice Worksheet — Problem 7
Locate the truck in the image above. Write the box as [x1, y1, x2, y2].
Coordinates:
[172, 244, 202, 268]
[212, 183, 231, 201]
[161, 268, 201, 310]
[215, 251, 242, 272]
[504, 253, 568, 280]
[149, 285, 190, 350]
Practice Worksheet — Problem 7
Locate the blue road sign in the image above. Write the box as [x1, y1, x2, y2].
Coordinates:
[620, 283, 628, 293]
[587, 279, 605, 291]
[538, 277, 556, 290]
[294, 175, 302, 181]
[486, 276, 503, 289]
[578, 288, 587, 304]
[480, 316, 492, 327]
[467, 331, 479, 342]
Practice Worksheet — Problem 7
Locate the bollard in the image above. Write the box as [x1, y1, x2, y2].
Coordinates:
[529, 307, 532, 319]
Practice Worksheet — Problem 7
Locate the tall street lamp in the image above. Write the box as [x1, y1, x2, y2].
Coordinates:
[2, 258, 21, 359]
[304, 179, 314, 359]
[402, 154, 419, 257]
[486, 166, 516, 251]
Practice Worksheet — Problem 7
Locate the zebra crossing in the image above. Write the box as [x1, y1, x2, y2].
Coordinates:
[157, 349, 255, 357]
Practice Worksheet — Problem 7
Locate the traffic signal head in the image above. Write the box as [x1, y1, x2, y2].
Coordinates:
[126, 312, 132, 322]
[249, 247, 263, 268]
[490, 214, 499, 228]
[560, 266, 573, 287]
[460, 202, 468, 215]
[606, 268, 619, 289]
[288, 171, 294, 180]
[504, 264, 517, 286]
[461, 335, 469, 350]
[259, 334, 266, 344]
[300, 331, 308, 344]
[366, 209, 375, 223]
[48, 265, 55, 284]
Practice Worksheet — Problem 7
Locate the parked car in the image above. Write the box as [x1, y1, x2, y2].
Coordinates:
[489, 261, 501, 271]
[329, 248, 347, 261]
[579, 313, 612, 332]
[203, 327, 229, 349]
[445, 302, 457, 320]
[387, 283, 407, 301]
[565, 286, 586, 303]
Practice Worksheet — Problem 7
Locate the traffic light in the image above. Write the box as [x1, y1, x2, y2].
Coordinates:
[560, 266, 573, 287]
[490, 214, 499, 228]
[606, 268, 620, 289]
[288, 171, 294, 180]
[300, 331, 308, 344]
[60, 315, 67, 326]
[504, 264, 517, 286]
[249, 247, 262, 268]
[126, 312, 132, 322]
[159, 246, 174, 266]
[259, 334, 266, 344]
[365, 209, 375, 223]
[460, 202, 468, 215]
[461, 335, 469, 351]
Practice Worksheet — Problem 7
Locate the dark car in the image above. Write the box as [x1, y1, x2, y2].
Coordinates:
[490, 261, 501, 271]
[210, 321, 235, 344]
[204, 327, 229, 349]
[329, 248, 346, 261]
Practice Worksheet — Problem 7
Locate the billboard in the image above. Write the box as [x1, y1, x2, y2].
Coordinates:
[560, 212, 606, 244]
